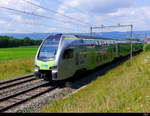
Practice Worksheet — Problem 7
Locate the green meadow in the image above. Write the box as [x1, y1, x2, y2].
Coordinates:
[0, 46, 38, 80]
[39, 51, 150, 113]
[0, 46, 38, 61]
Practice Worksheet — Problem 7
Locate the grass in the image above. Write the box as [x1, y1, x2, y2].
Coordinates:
[39, 51, 150, 113]
[0, 46, 38, 61]
[144, 44, 150, 52]
[0, 46, 39, 80]
[0, 58, 34, 81]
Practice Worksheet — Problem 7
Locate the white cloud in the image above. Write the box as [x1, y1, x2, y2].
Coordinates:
[59, 0, 135, 15]
[36, 8, 45, 14]
[10, 14, 35, 24]
[56, 0, 136, 30]
[1, 0, 150, 33]
[0, 19, 7, 24]
[91, 6, 150, 31]
[0, 0, 46, 14]
[0, 0, 48, 33]
[56, 0, 150, 31]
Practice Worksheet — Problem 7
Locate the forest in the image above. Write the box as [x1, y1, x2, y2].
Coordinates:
[0, 36, 42, 48]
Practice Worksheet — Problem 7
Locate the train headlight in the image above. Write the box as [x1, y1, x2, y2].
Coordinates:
[52, 66, 57, 70]
[34, 66, 39, 72]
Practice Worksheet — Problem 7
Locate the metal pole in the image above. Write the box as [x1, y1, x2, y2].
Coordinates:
[90, 27, 92, 35]
[91, 24, 134, 59]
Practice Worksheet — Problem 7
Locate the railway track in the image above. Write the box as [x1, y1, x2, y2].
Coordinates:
[0, 74, 35, 90]
[0, 75, 57, 113]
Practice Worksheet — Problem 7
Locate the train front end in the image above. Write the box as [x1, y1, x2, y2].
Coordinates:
[34, 34, 62, 81]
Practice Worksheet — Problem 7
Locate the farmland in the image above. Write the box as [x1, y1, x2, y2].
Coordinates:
[0, 46, 38, 61]
[0, 46, 38, 80]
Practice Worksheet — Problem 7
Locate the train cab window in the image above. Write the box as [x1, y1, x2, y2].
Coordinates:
[63, 49, 74, 59]
[99, 41, 101, 46]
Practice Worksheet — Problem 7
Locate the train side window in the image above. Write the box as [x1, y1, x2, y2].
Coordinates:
[63, 49, 74, 59]
[96, 41, 99, 46]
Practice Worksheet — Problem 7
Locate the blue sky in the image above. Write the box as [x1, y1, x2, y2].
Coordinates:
[0, 0, 150, 33]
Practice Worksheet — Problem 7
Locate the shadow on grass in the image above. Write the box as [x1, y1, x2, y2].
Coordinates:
[61, 50, 143, 89]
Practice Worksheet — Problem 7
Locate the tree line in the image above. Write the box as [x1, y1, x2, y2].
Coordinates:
[126, 38, 141, 41]
[0, 36, 42, 48]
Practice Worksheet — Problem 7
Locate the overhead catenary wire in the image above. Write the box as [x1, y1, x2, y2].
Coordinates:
[22, 0, 91, 26]
[91, 25, 133, 40]
[55, 0, 97, 28]
[25, 22, 84, 33]
[54, 0, 96, 27]
[0, 6, 89, 28]
[91, 24, 133, 35]
[54, 0, 95, 27]
[0, 8, 87, 33]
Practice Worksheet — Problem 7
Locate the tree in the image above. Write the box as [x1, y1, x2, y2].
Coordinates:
[0, 36, 42, 48]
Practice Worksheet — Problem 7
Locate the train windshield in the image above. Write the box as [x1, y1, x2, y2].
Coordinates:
[38, 35, 61, 61]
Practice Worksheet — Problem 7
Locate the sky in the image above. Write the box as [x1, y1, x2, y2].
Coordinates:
[0, 0, 150, 33]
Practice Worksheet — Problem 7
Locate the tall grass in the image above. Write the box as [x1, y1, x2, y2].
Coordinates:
[0, 58, 34, 81]
[144, 44, 150, 52]
[0, 46, 38, 80]
[39, 51, 150, 112]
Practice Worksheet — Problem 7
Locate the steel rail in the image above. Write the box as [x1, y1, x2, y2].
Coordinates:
[0, 80, 49, 102]
[0, 79, 45, 98]
[0, 85, 56, 112]
[0, 74, 34, 85]
[0, 76, 36, 90]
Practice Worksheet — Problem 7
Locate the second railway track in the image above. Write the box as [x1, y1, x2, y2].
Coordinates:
[0, 75, 57, 113]
[0, 74, 35, 90]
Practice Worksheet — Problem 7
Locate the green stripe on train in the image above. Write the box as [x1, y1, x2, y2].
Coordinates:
[36, 60, 55, 70]
[64, 38, 115, 41]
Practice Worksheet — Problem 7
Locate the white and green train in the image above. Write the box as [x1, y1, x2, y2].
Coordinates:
[34, 34, 143, 81]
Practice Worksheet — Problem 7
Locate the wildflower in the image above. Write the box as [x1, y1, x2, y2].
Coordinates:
[127, 107, 132, 111]
[145, 96, 149, 98]
[140, 104, 143, 107]
[144, 59, 148, 63]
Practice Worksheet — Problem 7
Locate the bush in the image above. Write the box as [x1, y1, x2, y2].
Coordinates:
[144, 44, 150, 52]
[0, 36, 42, 48]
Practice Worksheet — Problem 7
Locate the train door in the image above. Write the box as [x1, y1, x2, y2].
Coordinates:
[74, 46, 87, 72]
[115, 42, 119, 57]
[58, 48, 75, 80]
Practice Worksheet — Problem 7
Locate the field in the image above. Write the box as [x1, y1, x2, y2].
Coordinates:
[0, 46, 38, 80]
[0, 46, 38, 61]
[39, 51, 150, 112]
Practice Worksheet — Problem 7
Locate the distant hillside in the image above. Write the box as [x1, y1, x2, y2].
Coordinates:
[0, 30, 149, 40]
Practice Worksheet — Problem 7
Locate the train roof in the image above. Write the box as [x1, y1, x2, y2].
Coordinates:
[74, 34, 116, 40]
[47, 33, 141, 42]
[60, 33, 117, 41]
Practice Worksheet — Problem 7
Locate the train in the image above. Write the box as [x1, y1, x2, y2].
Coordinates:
[34, 34, 143, 81]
